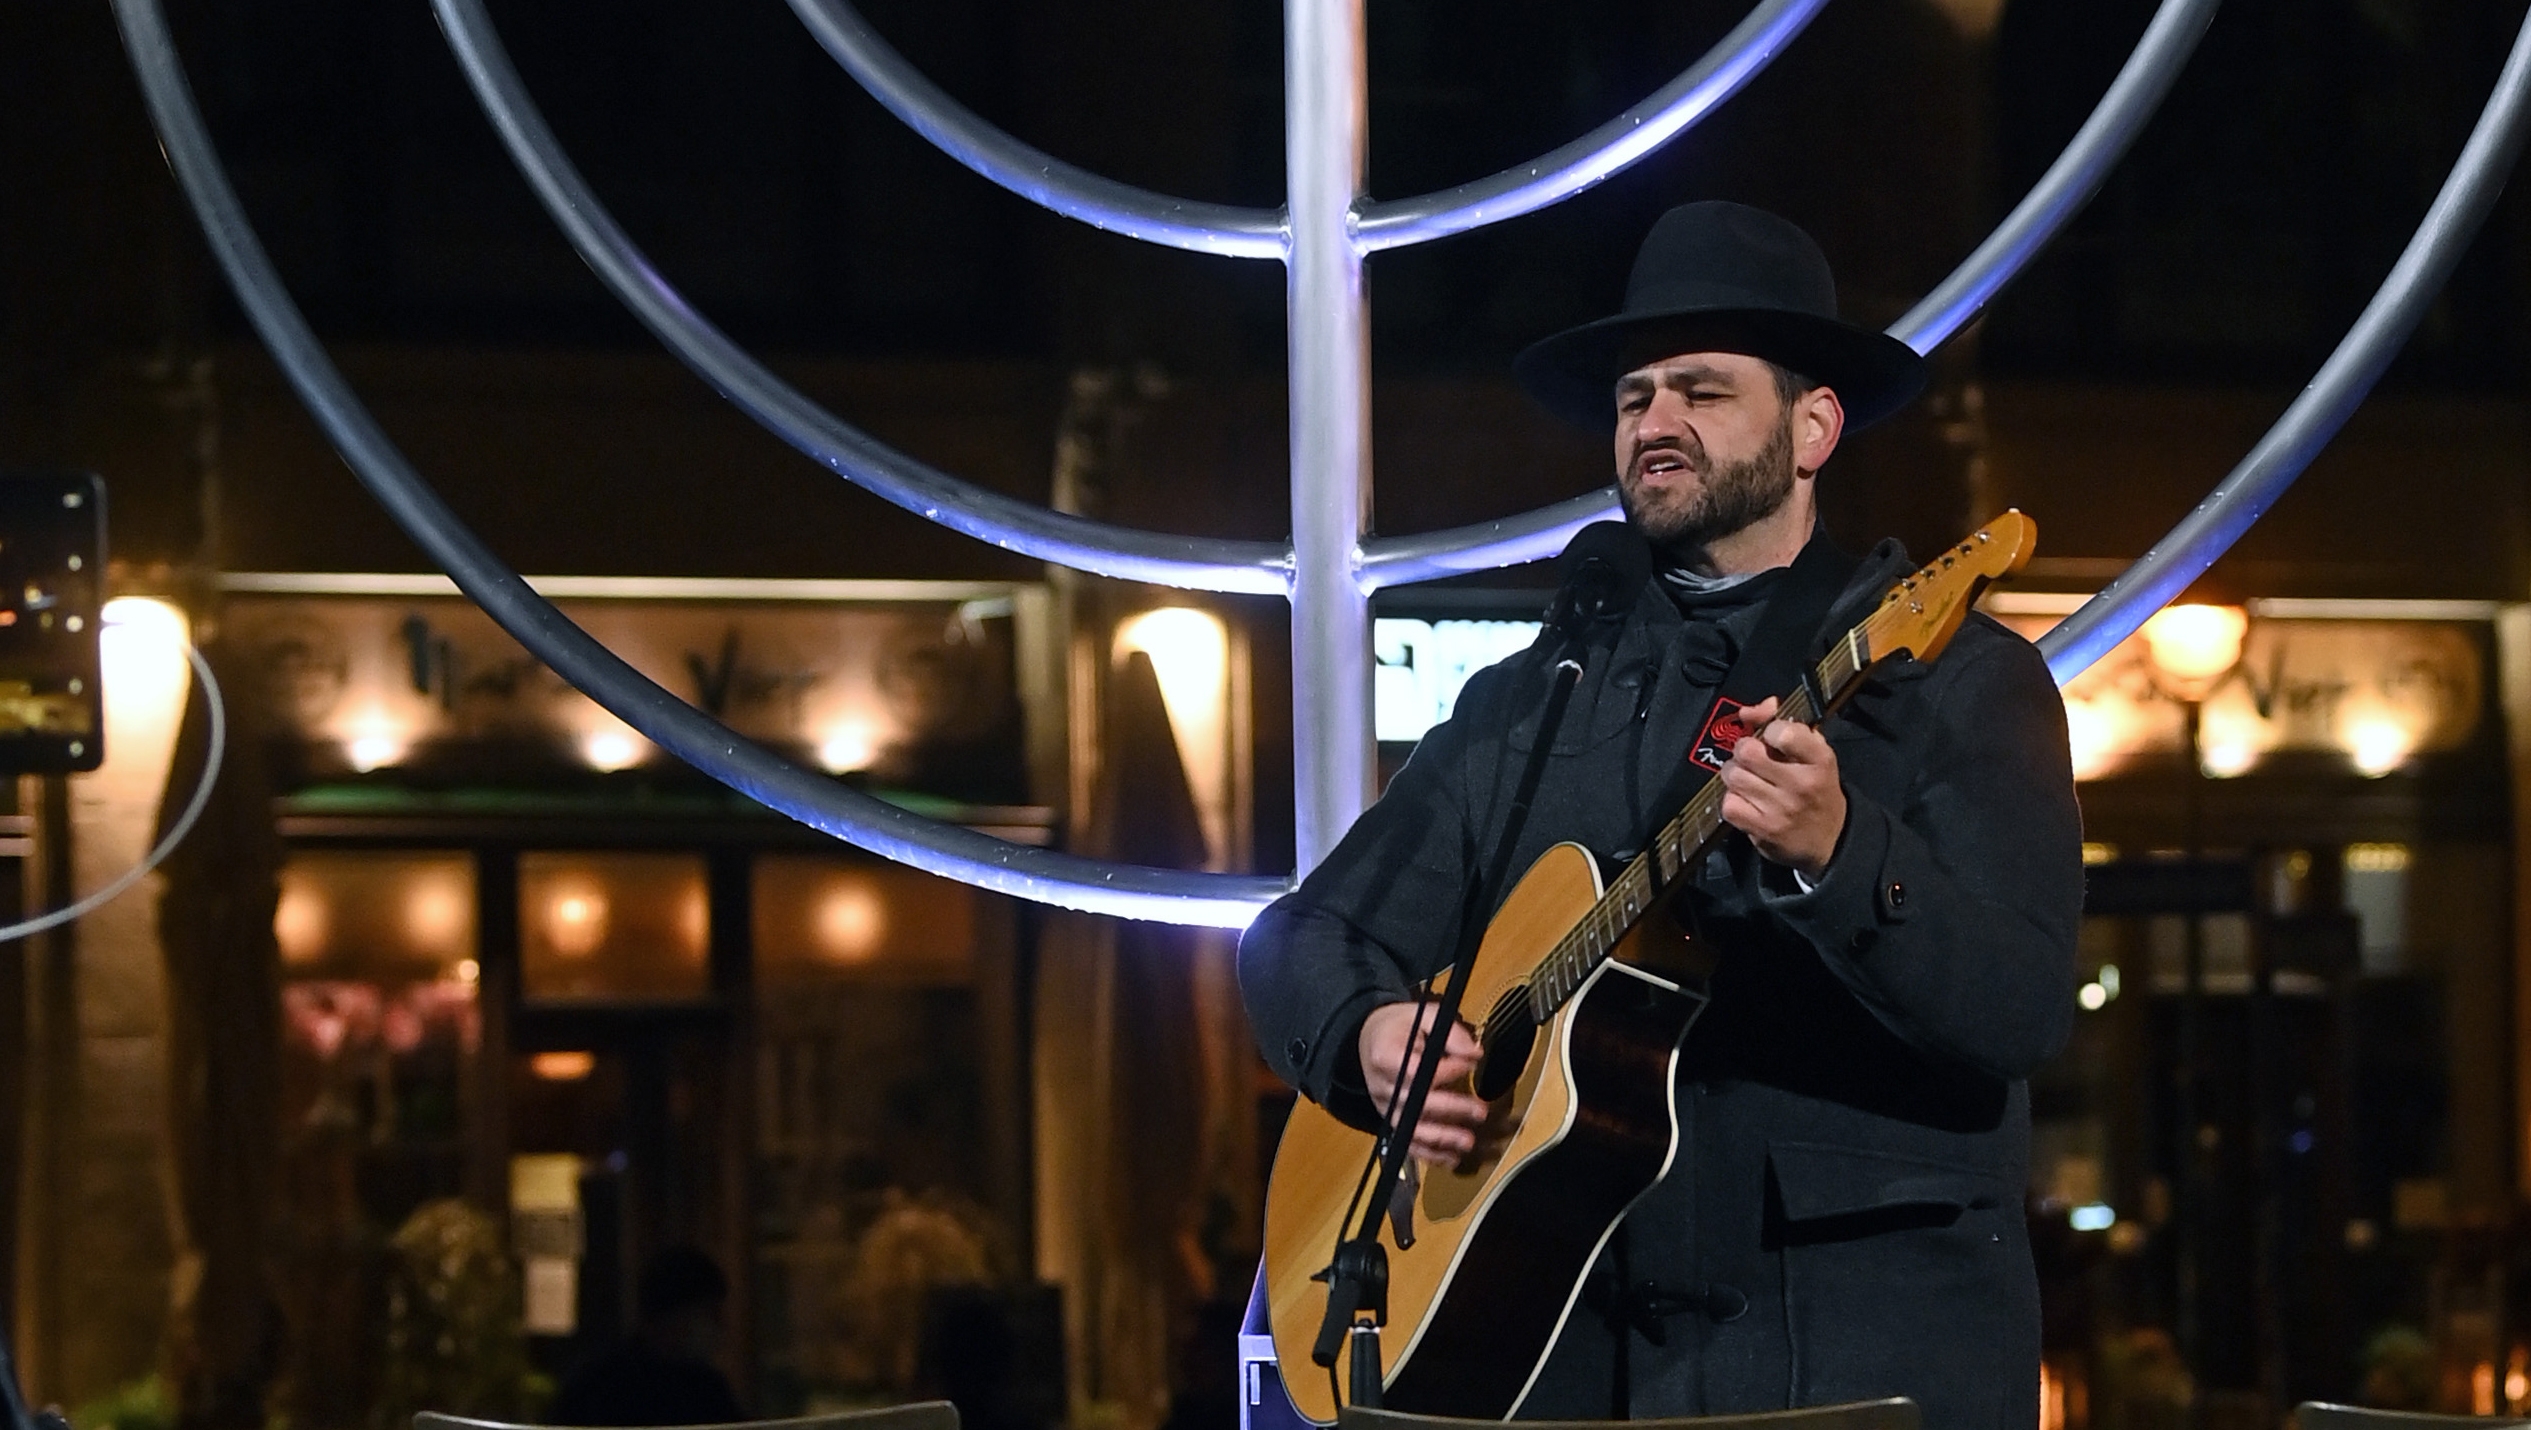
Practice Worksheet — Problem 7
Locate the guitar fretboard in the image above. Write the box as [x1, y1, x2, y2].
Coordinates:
[1517, 623, 1874, 1023]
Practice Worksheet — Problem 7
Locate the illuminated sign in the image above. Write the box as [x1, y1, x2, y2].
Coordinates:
[1996, 613, 2485, 780]
[1373, 618, 1541, 743]
[224, 593, 1022, 779]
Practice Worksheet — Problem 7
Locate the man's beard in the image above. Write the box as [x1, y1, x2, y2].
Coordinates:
[1617, 410, 1797, 558]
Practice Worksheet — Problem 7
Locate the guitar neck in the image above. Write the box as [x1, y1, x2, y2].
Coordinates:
[1509, 510, 2040, 1024]
[1520, 623, 1877, 1023]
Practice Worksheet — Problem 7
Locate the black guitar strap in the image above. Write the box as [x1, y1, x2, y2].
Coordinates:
[1639, 531, 1859, 846]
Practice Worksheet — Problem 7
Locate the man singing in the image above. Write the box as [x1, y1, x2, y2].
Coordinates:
[1239, 201, 2082, 1428]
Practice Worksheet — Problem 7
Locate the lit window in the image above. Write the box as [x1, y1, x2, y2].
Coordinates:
[275, 851, 477, 976]
[2343, 843, 2410, 973]
[752, 854, 977, 988]
[519, 852, 710, 1001]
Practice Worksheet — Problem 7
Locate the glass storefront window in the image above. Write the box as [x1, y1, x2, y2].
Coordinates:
[274, 852, 483, 1167]
[519, 851, 711, 1001]
[752, 854, 976, 988]
[748, 855, 1006, 1411]
[277, 849, 478, 979]
[274, 851, 485, 1429]
[2343, 842, 2411, 973]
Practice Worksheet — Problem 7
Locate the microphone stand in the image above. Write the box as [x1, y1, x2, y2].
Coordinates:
[1308, 630, 1598, 1409]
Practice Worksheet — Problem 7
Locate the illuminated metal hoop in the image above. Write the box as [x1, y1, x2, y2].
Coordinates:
[779, 0, 1836, 257]
[110, 0, 2531, 929]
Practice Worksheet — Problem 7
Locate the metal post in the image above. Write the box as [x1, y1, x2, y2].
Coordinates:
[2176, 700, 2204, 1378]
[1284, 0, 1374, 873]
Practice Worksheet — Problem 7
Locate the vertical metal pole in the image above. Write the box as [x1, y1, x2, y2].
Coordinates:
[1284, 0, 1374, 873]
[2175, 700, 2204, 1378]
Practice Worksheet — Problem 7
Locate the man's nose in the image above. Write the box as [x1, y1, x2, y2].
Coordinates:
[1637, 388, 1693, 443]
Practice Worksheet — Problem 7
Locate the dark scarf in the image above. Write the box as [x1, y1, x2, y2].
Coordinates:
[1657, 559, 1792, 687]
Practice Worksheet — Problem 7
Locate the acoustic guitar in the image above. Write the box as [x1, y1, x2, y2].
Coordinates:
[1259, 512, 2039, 1423]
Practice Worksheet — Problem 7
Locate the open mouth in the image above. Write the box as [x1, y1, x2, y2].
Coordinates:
[1632, 448, 1697, 483]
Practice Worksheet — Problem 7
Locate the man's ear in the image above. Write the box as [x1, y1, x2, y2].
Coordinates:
[1794, 385, 1845, 476]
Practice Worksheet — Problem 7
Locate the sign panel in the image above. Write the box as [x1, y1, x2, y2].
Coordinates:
[224, 593, 1025, 787]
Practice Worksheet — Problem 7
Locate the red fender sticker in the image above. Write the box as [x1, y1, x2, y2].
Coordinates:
[1690, 696, 1753, 773]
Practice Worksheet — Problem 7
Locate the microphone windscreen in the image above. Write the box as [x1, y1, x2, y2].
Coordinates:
[1556, 520, 1653, 602]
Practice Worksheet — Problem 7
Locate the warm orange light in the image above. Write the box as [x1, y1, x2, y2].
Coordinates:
[2063, 699, 2119, 782]
[2200, 739, 2258, 778]
[814, 880, 888, 964]
[582, 729, 643, 772]
[274, 881, 328, 964]
[546, 888, 609, 957]
[342, 707, 413, 773]
[676, 883, 710, 963]
[815, 720, 880, 774]
[530, 1051, 596, 1082]
[2140, 604, 2248, 698]
[403, 872, 472, 959]
[2345, 716, 2415, 777]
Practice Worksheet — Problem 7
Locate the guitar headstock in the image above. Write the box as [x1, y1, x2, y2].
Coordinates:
[1857, 510, 2037, 667]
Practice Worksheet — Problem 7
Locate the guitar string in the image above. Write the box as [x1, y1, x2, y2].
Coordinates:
[1515, 618, 1876, 1024]
[1516, 546, 1986, 1018]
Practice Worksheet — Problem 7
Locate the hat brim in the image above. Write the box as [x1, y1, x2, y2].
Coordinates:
[1513, 307, 1929, 433]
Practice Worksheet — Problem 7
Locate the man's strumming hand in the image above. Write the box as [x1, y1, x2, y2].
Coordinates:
[1717, 695, 1847, 879]
[1356, 1001, 1490, 1166]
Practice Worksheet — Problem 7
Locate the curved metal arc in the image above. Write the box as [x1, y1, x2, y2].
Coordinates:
[114, 0, 1286, 929]
[1361, 0, 2215, 587]
[2037, 0, 2531, 685]
[1891, 0, 2220, 352]
[783, 0, 1287, 259]
[1353, 0, 1831, 252]
[432, 0, 1293, 597]
[1358, 487, 1622, 590]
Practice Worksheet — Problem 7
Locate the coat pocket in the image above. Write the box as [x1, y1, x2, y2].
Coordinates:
[1768, 1140, 2000, 1233]
[1767, 1141, 2032, 1430]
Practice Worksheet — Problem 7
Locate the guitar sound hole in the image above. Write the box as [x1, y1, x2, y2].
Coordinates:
[1474, 1013, 1536, 1102]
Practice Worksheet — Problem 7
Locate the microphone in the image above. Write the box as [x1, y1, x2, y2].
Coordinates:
[1544, 520, 1652, 647]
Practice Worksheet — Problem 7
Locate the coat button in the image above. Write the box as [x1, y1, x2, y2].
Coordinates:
[1879, 879, 1911, 921]
[1887, 881, 1907, 908]
[1703, 1283, 1749, 1323]
[1286, 1037, 1310, 1065]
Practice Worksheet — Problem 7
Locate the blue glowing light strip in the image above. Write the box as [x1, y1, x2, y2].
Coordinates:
[1890, 0, 2219, 353]
[1353, 0, 1832, 251]
[2038, 0, 2531, 684]
[113, 0, 1287, 928]
[432, 0, 1293, 596]
[781, 0, 1827, 262]
[781, 0, 1287, 259]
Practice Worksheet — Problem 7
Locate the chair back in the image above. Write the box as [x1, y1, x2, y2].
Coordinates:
[2297, 1405, 2531, 1430]
[418, 1403, 960, 1430]
[1341, 1396, 1918, 1430]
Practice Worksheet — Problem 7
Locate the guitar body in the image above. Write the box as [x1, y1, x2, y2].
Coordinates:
[1261, 842, 1709, 1424]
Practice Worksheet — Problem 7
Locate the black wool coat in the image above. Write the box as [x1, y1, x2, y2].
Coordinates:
[1238, 538, 2084, 1430]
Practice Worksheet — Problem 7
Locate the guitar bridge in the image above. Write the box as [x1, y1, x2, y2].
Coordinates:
[1388, 1160, 1420, 1249]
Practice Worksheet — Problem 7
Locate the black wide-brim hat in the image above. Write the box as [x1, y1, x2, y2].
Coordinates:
[1513, 201, 1929, 432]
